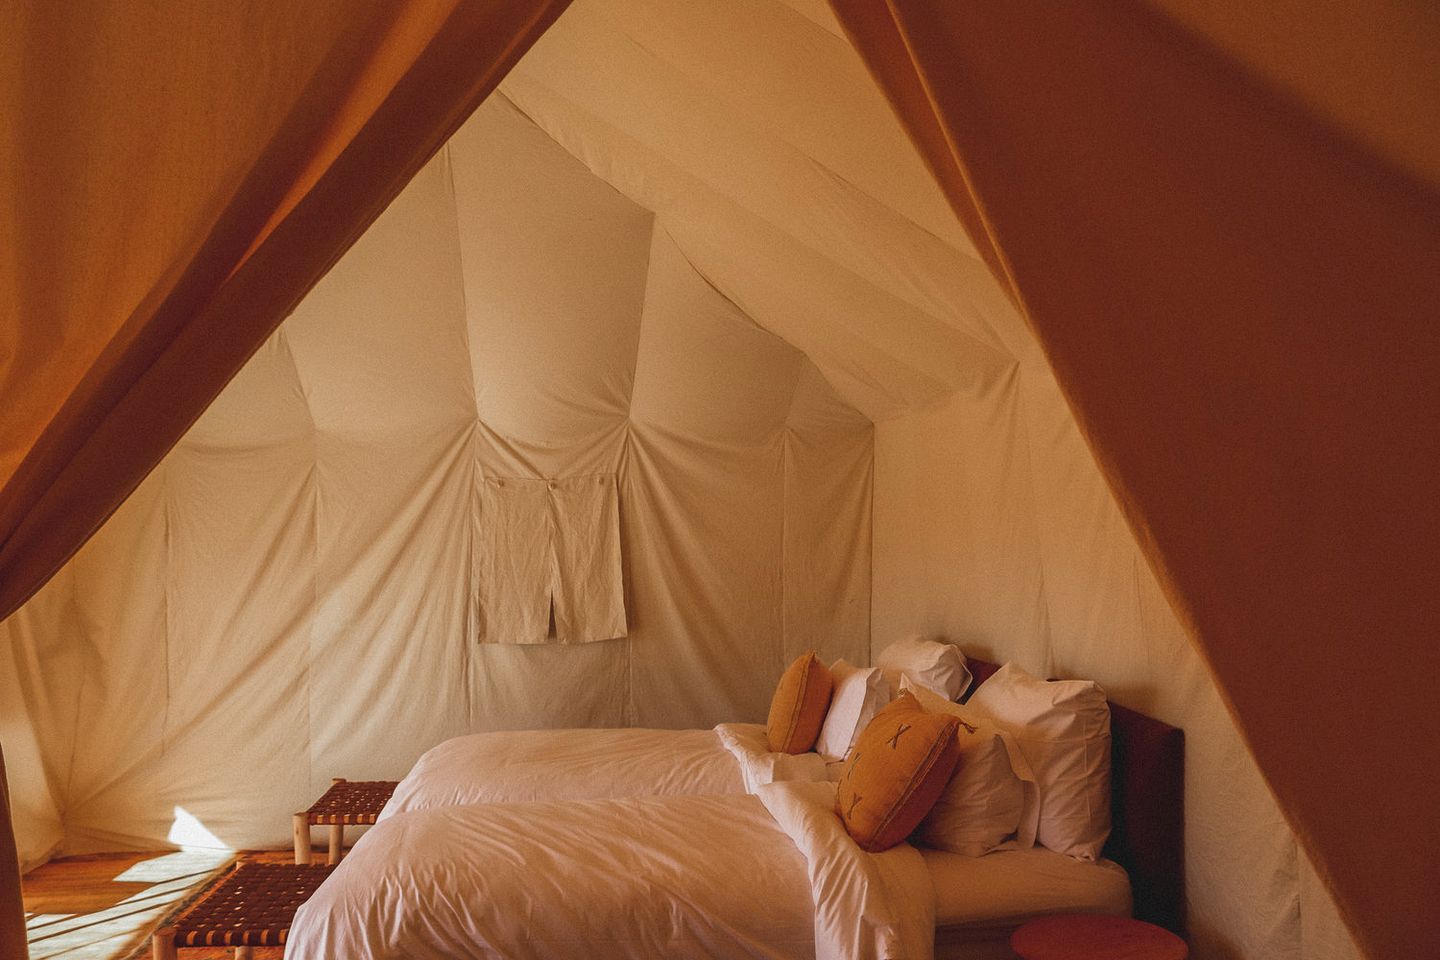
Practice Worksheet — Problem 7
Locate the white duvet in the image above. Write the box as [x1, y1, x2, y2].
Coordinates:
[287, 781, 934, 960]
[380, 723, 829, 818]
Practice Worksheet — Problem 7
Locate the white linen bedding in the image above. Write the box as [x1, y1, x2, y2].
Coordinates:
[379, 722, 827, 818]
[287, 782, 934, 960]
[925, 848, 1131, 960]
[924, 847, 1131, 927]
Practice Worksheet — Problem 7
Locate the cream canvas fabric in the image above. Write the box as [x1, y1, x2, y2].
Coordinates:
[0, 88, 874, 858]
[0, 2, 1366, 958]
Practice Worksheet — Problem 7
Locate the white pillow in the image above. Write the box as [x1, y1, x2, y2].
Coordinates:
[875, 637, 972, 700]
[815, 659, 891, 761]
[964, 662, 1112, 860]
[905, 682, 1038, 857]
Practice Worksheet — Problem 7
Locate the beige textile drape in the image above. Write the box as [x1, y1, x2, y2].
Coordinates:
[0, 0, 571, 623]
[0, 1, 570, 952]
[829, 2, 1440, 958]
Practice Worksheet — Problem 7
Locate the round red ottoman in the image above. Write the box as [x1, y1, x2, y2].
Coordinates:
[1011, 914, 1188, 960]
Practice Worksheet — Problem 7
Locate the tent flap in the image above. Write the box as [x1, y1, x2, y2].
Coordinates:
[0, 0, 574, 623]
[831, 1, 1440, 957]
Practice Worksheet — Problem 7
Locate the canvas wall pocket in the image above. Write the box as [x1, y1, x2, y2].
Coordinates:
[477, 473, 626, 643]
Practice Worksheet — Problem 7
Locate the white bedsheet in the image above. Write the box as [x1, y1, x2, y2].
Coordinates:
[287, 783, 934, 960]
[379, 723, 827, 818]
[925, 847, 1131, 926]
[926, 847, 1132, 960]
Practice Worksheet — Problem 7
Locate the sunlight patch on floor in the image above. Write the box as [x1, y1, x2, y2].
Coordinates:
[111, 849, 229, 886]
[24, 849, 232, 960]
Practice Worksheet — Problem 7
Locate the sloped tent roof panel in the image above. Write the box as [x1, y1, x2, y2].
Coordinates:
[0, 0, 574, 621]
[832, 1, 1440, 958]
[497, 0, 1031, 413]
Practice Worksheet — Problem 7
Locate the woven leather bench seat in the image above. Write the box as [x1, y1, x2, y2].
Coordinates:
[293, 778, 398, 865]
[303, 779, 397, 825]
[152, 862, 334, 959]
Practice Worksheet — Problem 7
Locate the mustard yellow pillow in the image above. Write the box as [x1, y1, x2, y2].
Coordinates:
[835, 691, 962, 852]
[766, 651, 835, 754]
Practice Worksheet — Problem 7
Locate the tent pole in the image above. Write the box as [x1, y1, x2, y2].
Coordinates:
[0, 744, 27, 960]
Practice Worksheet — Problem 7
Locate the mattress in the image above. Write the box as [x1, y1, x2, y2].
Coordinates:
[291, 784, 1130, 960]
[925, 847, 1132, 960]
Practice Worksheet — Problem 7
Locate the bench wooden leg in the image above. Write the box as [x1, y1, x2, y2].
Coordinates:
[151, 928, 177, 960]
[293, 813, 311, 865]
[327, 824, 343, 864]
[326, 776, 347, 864]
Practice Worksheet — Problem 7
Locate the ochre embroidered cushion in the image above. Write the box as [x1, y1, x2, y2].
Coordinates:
[835, 691, 962, 852]
[765, 651, 835, 754]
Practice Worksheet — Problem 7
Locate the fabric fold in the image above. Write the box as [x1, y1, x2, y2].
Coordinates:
[757, 780, 935, 960]
[717, 722, 830, 792]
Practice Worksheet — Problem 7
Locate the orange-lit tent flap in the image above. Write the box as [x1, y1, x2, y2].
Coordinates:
[0, 746, 21, 960]
[830, 2, 1440, 957]
[0, 0, 572, 623]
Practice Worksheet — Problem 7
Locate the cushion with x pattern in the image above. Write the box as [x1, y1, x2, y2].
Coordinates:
[834, 690, 962, 851]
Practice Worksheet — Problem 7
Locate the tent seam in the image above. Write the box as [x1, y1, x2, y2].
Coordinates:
[286, 327, 319, 810]
[778, 360, 806, 668]
[621, 427, 635, 728]
[1009, 365, 1055, 672]
[443, 138, 482, 723]
[618, 216, 657, 727]
[613, 211, 659, 728]
[780, 426, 790, 670]
[58, 568, 85, 832]
[161, 461, 173, 757]
[867, 424, 876, 666]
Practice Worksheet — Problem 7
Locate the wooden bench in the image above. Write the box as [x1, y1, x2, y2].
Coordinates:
[293, 778, 398, 865]
[150, 862, 333, 959]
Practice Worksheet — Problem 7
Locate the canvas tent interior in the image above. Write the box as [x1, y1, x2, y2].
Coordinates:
[2, 2, 1437, 960]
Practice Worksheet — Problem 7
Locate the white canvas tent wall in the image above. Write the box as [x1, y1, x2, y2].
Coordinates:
[2, 1, 1427, 959]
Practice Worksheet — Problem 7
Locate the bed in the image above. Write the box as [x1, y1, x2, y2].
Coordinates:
[378, 644, 937, 816]
[285, 659, 1185, 960]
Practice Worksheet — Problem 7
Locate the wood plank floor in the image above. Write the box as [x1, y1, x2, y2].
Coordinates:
[23, 850, 306, 960]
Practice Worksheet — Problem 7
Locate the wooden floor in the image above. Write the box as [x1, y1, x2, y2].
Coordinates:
[23, 850, 304, 960]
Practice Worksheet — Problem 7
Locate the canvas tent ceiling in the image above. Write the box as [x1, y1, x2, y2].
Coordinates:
[3, 2, 1437, 960]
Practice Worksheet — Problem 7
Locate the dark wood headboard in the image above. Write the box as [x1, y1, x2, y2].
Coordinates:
[962, 658, 1186, 937]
